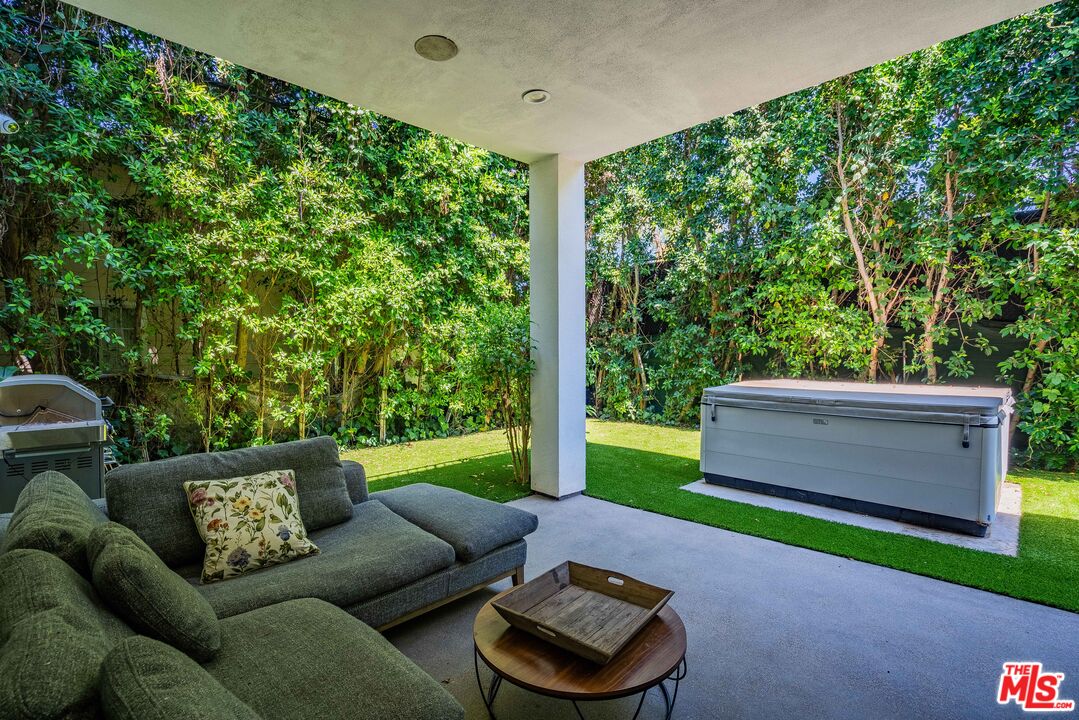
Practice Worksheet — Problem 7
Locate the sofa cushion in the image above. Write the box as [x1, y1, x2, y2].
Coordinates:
[100, 636, 262, 720]
[0, 471, 108, 577]
[105, 437, 352, 567]
[87, 523, 221, 661]
[208, 598, 463, 720]
[344, 540, 529, 629]
[187, 500, 455, 617]
[184, 470, 319, 583]
[0, 608, 109, 720]
[0, 548, 133, 646]
[0, 549, 133, 720]
[373, 483, 538, 561]
[343, 460, 368, 504]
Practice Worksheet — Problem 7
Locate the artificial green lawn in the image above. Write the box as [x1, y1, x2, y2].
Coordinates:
[345, 430, 533, 504]
[344, 420, 1079, 614]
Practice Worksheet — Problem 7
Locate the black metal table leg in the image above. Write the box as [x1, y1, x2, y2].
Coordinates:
[474, 651, 686, 720]
[481, 654, 687, 720]
[475, 646, 504, 718]
[658, 656, 687, 720]
[572, 690, 648, 720]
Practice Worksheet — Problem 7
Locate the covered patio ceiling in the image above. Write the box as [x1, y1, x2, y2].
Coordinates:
[67, 0, 1048, 164]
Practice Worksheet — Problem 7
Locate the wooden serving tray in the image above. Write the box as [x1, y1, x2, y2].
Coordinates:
[491, 561, 674, 665]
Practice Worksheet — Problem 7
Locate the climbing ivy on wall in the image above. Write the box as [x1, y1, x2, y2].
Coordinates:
[0, 1, 529, 460]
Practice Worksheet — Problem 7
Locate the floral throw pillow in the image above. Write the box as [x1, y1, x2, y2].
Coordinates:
[183, 470, 318, 583]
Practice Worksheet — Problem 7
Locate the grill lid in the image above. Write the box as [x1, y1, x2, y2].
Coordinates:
[0, 375, 108, 452]
[0, 374, 102, 424]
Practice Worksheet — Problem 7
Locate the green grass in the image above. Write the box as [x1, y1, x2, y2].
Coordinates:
[344, 420, 1079, 614]
[344, 430, 532, 504]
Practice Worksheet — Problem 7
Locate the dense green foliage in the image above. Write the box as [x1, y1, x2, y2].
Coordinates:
[587, 3, 1079, 468]
[2, 2, 1076, 468]
[1, 1, 529, 459]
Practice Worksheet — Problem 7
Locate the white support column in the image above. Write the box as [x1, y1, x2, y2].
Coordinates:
[529, 154, 586, 498]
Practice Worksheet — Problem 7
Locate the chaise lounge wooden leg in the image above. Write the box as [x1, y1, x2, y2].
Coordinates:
[512, 566, 525, 586]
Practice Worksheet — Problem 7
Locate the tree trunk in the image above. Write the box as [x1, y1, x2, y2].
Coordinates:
[594, 366, 606, 414]
[297, 375, 307, 439]
[379, 382, 388, 443]
[834, 100, 888, 382]
[1011, 338, 1050, 446]
[631, 265, 647, 411]
[868, 336, 884, 381]
[503, 378, 531, 485]
[202, 373, 213, 453]
[922, 160, 956, 383]
[376, 341, 393, 443]
[632, 346, 647, 412]
[257, 363, 268, 441]
[922, 319, 938, 383]
[1006, 191, 1054, 447]
[234, 321, 248, 370]
[920, 249, 953, 384]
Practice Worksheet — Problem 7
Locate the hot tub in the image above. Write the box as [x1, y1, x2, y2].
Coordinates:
[700, 380, 1014, 536]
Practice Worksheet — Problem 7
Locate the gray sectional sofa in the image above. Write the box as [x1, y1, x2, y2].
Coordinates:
[0, 436, 538, 719]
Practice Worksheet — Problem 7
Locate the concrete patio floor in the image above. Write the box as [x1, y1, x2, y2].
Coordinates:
[386, 494, 1079, 720]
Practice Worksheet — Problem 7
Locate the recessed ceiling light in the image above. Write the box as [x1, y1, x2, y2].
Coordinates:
[521, 89, 550, 105]
[414, 35, 458, 61]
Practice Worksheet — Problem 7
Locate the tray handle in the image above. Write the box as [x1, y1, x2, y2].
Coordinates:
[535, 623, 559, 640]
[605, 572, 629, 587]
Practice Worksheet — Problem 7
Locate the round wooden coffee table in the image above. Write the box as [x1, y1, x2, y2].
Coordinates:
[473, 590, 687, 719]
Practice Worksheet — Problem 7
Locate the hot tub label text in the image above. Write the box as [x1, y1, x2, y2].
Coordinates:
[997, 662, 1074, 712]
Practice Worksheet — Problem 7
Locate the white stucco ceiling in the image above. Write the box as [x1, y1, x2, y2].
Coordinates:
[68, 0, 1051, 163]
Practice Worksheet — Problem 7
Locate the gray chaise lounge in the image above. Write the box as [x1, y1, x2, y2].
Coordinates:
[102, 436, 536, 629]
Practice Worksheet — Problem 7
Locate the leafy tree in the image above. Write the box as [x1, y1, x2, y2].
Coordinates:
[457, 304, 533, 483]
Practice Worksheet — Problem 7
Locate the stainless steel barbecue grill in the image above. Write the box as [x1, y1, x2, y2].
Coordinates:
[1, 375, 111, 512]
